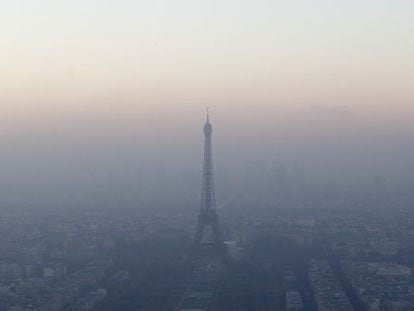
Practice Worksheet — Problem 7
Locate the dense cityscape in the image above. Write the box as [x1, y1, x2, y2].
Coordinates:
[1, 202, 414, 310]
[2, 1, 414, 310]
[0, 116, 413, 311]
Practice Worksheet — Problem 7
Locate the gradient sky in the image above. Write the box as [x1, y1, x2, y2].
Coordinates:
[2, 1, 414, 110]
[1, 1, 414, 206]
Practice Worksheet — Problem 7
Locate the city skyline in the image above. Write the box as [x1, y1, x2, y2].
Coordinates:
[2, 2, 414, 311]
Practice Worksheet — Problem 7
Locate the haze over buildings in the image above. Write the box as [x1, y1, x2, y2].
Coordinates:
[1, 0, 414, 207]
[3, 2, 414, 311]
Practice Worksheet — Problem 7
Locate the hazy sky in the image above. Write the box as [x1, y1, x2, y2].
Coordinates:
[1, 1, 414, 206]
[2, 1, 413, 110]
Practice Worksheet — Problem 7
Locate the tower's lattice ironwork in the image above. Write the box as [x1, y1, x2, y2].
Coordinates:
[174, 112, 229, 311]
[189, 111, 228, 264]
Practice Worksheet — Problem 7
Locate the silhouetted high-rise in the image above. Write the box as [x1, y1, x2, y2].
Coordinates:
[174, 112, 229, 311]
[189, 111, 228, 264]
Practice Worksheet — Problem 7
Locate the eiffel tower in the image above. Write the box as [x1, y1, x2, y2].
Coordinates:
[188, 110, 229, 267]
[173, 112, 230, 311]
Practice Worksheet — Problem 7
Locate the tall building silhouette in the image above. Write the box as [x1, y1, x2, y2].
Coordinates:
[174, 112, 229, 311]
[189, 110, 228, 263]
